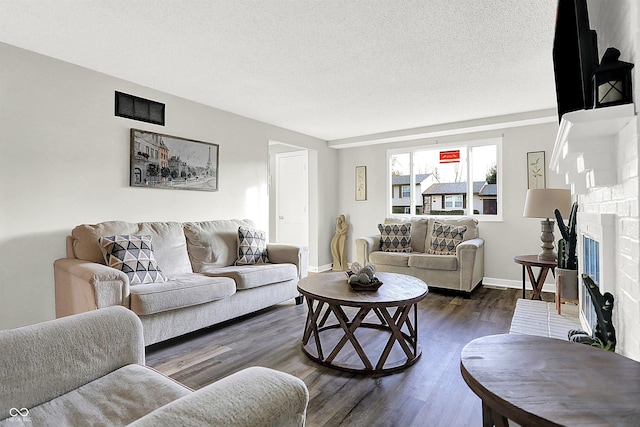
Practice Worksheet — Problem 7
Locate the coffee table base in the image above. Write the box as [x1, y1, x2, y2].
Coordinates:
[301, 297, 421, 374]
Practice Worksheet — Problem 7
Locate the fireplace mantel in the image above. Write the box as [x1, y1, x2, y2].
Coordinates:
[549, 104, 636, 194]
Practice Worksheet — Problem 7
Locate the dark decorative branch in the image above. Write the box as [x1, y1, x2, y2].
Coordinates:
[555, 202, 578, 269]
[568, 274, 616, 352]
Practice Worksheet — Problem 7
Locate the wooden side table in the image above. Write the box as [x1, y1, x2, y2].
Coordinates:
[513, 255, 556, 300]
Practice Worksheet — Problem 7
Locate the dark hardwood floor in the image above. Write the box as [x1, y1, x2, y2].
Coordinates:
[146, 286, 550, 427]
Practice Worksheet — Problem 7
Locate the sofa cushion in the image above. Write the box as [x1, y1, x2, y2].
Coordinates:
[129, 274, 236, 315]
[98, 235, 167, 285]
[22, 364, 191, 426]
[369, 251, 411, 267]
[236, 226, 270, 265]
[202, 263, 297, 290]
[183, 219, 255, 271]
[409, 254, 458, 271]
[72, 221, 192, 276]
[427, 221, 468, 255]
[378, 223, 413, 253]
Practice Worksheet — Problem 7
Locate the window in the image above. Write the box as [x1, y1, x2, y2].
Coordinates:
[445, 195, 463, 209]
[390, 153, 411, 214]
[388, 138, 501, 220]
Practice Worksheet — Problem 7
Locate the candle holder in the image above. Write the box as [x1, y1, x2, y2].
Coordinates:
[592, 48, 634, 108]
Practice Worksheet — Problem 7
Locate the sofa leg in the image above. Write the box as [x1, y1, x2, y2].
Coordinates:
[295, 295, 304, 305]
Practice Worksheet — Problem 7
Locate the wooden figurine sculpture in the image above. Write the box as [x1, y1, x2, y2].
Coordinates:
[331, 214, 349, 271]
[568, 274, 616, 351]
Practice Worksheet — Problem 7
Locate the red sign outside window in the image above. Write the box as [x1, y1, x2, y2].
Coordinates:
[439, 150, 460, 163]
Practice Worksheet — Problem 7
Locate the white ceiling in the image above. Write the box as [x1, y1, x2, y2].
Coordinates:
[0, 0, 559, 141]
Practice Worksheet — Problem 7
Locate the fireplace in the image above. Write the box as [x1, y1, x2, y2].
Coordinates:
[550, 105, 638, 359]
[582, 235, 599, 330]
[577, 212, 615, 334]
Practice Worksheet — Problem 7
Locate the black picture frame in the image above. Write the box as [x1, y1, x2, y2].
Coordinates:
[130, 129, 218, 192]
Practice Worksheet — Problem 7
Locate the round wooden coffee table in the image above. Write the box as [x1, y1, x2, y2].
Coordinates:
[297, 272, 428, 374]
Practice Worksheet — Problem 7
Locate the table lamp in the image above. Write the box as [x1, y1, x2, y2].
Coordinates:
[523, 189, 571, 261]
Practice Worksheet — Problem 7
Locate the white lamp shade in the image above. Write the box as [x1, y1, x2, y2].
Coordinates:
[523, 189, 571, 219]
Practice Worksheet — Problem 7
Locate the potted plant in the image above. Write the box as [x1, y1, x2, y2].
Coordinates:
[554, 202, 579, 301]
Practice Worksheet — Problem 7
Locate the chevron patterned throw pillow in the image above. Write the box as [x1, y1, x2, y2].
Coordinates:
[427, 222, 467, 255]
[378, 223, 413, 253]
[98, 235, 167, 284]
[236, 226, 270, 265]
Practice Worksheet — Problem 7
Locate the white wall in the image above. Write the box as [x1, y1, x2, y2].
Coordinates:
[585, 0, 640, 361]
[0, 42, 335, 329]
[336, 122, 567, 287]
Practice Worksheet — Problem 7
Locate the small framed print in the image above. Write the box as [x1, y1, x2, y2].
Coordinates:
[527, 151, 546, 189]
[355, 166, 367, 201]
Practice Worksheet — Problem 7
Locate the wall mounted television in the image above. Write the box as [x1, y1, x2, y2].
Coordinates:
[552, 0, 599, 121]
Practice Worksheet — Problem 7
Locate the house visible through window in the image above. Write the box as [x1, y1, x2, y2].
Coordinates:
[388, 138, 501, 219]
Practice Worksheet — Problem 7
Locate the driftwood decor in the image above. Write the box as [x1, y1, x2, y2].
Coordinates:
[568, 274, 616, 351]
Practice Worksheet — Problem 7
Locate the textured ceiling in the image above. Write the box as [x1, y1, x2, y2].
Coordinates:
[0, 0, 559, 141]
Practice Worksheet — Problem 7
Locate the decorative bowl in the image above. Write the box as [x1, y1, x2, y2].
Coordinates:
[346, 270, 383, 291]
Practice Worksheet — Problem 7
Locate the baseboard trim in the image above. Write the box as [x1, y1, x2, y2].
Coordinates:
[308, 264, 332, 273]
[482, 276, 556, 294]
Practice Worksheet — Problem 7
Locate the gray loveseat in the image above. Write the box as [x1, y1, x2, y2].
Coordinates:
[355, 217, 484, 294]
[0, 306, 309, 426]
[54, 219, 308, 345]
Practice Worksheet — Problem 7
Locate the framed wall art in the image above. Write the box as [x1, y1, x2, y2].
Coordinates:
[527, 151, 546, 189]
[355, 166, 367, 201]
[130, 129, 219, 192]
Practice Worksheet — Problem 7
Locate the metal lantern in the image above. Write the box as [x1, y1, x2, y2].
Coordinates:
[592, 47, 634, 108]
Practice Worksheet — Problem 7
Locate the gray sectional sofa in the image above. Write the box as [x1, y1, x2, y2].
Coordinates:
[355, 217, 484, 294]
[54, 219, 308, 345]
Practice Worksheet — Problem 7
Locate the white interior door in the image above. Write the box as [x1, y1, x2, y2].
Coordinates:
[275, 151, 309, 246]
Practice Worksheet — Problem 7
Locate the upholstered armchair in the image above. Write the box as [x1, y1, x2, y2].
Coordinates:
[0, 306, 309, 426]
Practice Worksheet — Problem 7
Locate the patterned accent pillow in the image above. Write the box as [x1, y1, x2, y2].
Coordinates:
[427, 222, 468, 255]
[378, 223, 413, 253]
[236, 226, 270, 265]
[98, 235, 167, 285]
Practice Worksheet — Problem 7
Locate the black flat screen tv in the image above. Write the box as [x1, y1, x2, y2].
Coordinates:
[553, 0, 599, 121]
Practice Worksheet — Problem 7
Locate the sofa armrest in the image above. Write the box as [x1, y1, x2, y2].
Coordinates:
[128, 366, 309, 427]
[456, 238, 485, 292]
[0, 306, 144, 419]
[267, 244, 309, 279]
[355, 235, 381, 265]
[54, 258, 130, 317]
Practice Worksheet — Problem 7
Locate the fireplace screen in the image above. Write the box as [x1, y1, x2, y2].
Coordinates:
[582, 236, 600, 329]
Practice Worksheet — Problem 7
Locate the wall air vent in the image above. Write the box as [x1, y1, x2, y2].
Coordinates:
[115, 91, 165, 126]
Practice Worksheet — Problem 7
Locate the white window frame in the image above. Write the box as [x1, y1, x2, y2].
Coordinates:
[401, 185, 410, 198]
[445, 194, 463, 209]
[387, 137, 503, 221]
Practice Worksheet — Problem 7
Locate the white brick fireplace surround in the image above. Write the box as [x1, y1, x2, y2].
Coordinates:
[550, 104, 640, 361]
